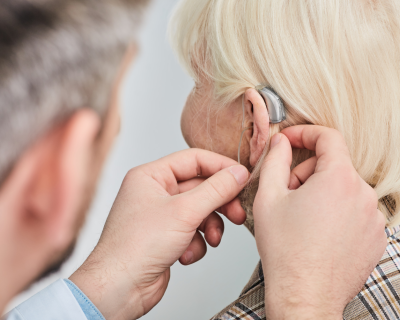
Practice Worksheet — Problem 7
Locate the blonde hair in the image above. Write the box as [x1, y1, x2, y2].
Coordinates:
[169, 0, 400, 226]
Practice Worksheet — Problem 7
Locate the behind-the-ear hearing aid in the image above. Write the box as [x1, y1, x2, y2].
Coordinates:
[238, 87, 286, 164]
[258, 87, 286, 123]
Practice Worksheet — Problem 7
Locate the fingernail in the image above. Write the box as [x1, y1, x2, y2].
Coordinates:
[185, 251, 193, 264]
[229, 165, 249, 185]
[270, 133, 281, 149]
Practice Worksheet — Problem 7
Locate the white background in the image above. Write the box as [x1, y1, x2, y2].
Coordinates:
[7, 0, 259, 318]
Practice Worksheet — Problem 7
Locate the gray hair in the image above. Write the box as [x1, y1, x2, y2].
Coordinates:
[0, 0, 150, 183]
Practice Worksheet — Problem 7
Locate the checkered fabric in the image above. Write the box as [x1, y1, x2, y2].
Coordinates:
[211, 225, 400, 320]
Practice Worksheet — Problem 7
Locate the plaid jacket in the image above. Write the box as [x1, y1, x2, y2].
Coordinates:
[211, 226, 400, 320]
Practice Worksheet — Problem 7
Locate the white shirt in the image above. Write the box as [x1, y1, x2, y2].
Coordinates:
[4, 280, 90, 320]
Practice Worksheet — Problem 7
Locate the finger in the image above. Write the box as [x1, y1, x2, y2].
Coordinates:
[176, 164, 249, 221]
[218, 198, 247, 225]
[258, 133, 292, 201]
[179, 230, 207, 265]
[143, 149, 241, 196]
[281, 125, 352, 172]
[166, 149, 240, 180]
[179, 179, 246, 225]
[289, 156, 317, 190]
[198, 212, 224, 247]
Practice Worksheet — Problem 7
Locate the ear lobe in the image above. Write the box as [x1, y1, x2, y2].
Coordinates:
[244, 89, 270, 167]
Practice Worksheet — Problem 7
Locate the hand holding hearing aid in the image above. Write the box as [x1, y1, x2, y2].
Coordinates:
[253, 125, 387, 320]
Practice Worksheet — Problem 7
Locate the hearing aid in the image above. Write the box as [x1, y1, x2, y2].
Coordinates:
[257, 87, 286, 123]
[238, 87, 285, 164]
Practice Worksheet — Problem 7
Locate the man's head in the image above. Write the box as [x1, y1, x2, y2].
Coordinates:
[0, 0, 149, 307]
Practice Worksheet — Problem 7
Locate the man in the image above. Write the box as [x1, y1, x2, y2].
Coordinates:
[0, 0, 386, 319]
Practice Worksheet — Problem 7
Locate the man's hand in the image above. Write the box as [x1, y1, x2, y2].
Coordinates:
[70, 149, 249, 320]
[253, 126, 387, 320]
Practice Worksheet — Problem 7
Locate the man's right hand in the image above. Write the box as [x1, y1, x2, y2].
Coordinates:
[253, 125, 387, 320]
[70, 149, 249, 320]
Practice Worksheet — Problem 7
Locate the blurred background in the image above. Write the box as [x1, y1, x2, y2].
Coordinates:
[6, 0, 259, 318]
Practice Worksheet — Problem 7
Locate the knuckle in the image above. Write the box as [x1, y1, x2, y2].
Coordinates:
[124, 162, 154, 185]
[331, 128, 344, 139]
[364, 188, 378, 209]
[123, 166, 148, 187]
[325, 127, 350, 153]
[376, 210, 386, 230]
[126, 164, 148, 179]
[326, 127, 345, 142]
[123, 168, 139, 185]
[328, 165, 360, 195]
[186, 148, 199, 157]
[126, 167, 138, 179]
[335, 164, 356, 182]
[359, 187, 378, 217]
[188, 147, 207, 160]
[347, 168, 359, 183]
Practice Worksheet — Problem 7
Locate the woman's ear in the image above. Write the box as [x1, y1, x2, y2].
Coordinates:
[244, 88, 270, 166]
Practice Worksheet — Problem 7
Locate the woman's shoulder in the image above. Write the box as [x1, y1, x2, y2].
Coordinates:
[211, 226, 400, 320]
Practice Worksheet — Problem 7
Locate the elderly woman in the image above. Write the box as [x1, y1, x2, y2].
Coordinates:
[169, 0, 400, 319]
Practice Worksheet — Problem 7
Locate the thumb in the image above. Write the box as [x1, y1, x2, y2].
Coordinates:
[258, 133, 292, 202]
[181, 165, 249, 221]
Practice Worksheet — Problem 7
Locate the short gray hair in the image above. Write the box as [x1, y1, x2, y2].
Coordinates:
[0, 0, 150, 183]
